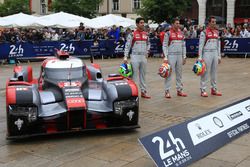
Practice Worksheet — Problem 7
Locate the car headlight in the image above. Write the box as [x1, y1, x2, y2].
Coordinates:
[114, 98, 138, 115]
[8, 105, 38, 122]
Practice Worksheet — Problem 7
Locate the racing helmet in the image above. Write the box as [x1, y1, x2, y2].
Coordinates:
[192, 60, 206, 76]
[158, 63, 172, 78]
[118, 63, 133, 77]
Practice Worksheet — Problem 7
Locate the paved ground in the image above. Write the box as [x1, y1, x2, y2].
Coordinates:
[0, 57, 250, 167]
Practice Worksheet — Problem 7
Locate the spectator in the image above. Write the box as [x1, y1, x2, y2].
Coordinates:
[247, 26, 250, 37]
[79, 22, 84, 30]
[7, 28, 18, 44]
[19, 30, 27, 42]
[108, 25, 120, 42]
[197, 25, 204, 38]
[96, 28, 105, 39]
[0, 30, 6, 43]
[93, 37, 99, 46]
[76, 22, 85, 41]
[183, 27, 190, 38]
[43, 29, 51, 41]
[125, 27, 132, 39]
[51, 30, 59, 41]
[149, 28, 156, 38]
[234, 25, 241, 38]
[189, 26, 197, 38]
[85, 28, 93, 40]
[240, 24, 249, 38]
[222, 28, 232, 38]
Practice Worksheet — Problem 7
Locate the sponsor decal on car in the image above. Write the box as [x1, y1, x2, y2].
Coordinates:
[127, 110, 134, 121]
[15, 118, 23, 131]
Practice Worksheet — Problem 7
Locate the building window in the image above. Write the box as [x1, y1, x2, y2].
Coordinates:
[96, 4, 99, 12]
[211, 0, 222, 7]
[239, 0, 250, 6]
[112, 0, 119, 11]
[133, 0, 141, 9]
[40, 0, 47, 15]
[235, 0, 250, 18]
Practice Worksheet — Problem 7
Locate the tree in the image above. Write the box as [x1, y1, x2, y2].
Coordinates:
[0, 0, 30, 16]
[52, 0, 103, 18]
[138, 0, 190, 23]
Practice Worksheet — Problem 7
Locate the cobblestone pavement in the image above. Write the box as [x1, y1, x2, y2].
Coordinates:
[0, 57, 249, 167]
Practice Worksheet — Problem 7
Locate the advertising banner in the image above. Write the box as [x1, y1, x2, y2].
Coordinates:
[139, 97, 250, 167]
[0, 38, 249, 60]
[222, 38, 250, 54]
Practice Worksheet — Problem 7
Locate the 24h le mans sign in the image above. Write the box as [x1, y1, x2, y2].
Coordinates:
[139, 97, 250, 167]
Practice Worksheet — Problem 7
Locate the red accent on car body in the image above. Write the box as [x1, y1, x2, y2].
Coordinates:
[126, 79, 138, 96]
[86, 68, 92, 80]
[6, 86, 16, 105]
[91, 63, 101, 70]
[13, 66, 22, 73]
[106, 76, 124, 81]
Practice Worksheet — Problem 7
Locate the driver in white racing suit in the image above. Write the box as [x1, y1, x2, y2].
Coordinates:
[198, 16, 222, 97]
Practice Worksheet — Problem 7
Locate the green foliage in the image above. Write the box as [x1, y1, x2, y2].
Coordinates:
[52, 0, 103, 18]
[138, 0, 190, 23]
[0, 0, 30, 16]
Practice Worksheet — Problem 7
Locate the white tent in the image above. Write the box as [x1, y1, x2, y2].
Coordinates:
[0, 12, 135, 29]
[149, 23, 159, 29]
[36, 11, 91, 28]
[88, 14, 135, 28]
[0, 12, 40, 27]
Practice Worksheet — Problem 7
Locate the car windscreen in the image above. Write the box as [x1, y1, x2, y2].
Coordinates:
[44, 67, 86, 80]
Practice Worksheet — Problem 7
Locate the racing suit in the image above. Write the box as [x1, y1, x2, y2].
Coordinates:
[198, 28, 221, 91]
[159, 31, 165, 58]
[124, 29, 150, 94]
[162, 28, 186, 92]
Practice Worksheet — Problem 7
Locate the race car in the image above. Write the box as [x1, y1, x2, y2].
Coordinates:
[5, 50, 139, 139]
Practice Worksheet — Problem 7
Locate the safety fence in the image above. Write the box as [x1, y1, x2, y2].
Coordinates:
[0, 38, 249, 60]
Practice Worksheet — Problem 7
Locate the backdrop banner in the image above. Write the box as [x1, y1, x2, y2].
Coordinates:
[0, 38, 249, 60]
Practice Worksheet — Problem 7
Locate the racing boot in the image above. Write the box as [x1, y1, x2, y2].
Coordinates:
[177, 90, 187, 97]
[211, 88, 222, 96]
[165, 90, 171, 98]
[141, 92, 151, 99]
[201, 89, 208, 97]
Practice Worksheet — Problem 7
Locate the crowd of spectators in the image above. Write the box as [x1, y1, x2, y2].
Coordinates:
[0, 23, 132, 44]
[152, 22, 250, 39]
[0, 21, 249, 45]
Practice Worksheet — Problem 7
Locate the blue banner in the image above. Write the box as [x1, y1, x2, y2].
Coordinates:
[0, 38, 249, 60]
[186, 38, 199, 54]
[222, 38, 250, 54]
